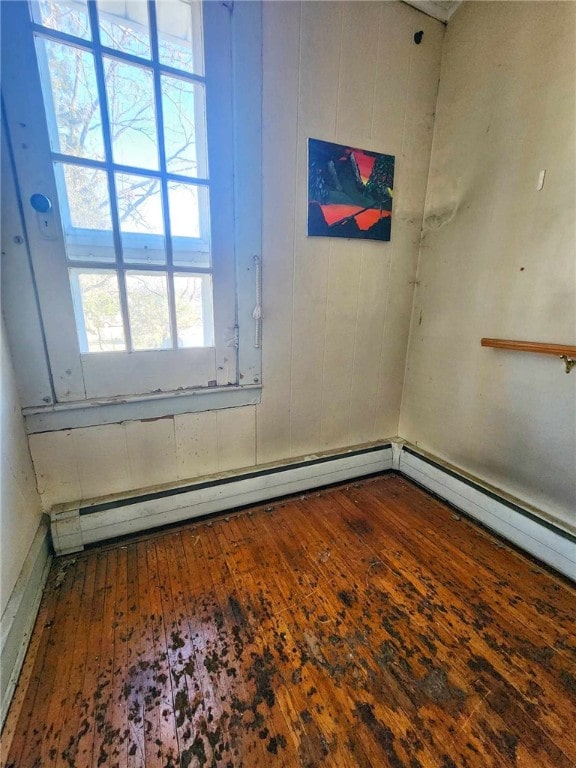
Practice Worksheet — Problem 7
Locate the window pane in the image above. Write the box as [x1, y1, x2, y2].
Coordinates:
[174, 274, 213, 348]
[32, 0, 91, 40]
[69, 269, 125, 353]
[162, 75, 207, 178]
[97, 0, 150, 58]
[104, 58, 158, 169]
[168, 182, 210, 267]
[116, 173, 165, 264]
[56, 163, 115, 261]
[126, 272, 171, 350]
[37, 38, 105, 160]
[156, 0, 203, 75]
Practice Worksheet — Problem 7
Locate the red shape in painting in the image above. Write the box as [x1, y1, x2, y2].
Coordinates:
[320, 204, 391, 231]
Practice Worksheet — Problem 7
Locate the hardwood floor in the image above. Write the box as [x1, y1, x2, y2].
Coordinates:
[2, 474, 575, 767]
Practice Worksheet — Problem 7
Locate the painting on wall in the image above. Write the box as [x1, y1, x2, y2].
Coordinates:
[308, 138, 395, 241]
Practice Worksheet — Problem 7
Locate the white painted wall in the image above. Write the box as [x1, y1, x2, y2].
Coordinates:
[27, 1, 445, 511]
[0, 319, 43, 616]
[400, 1, 576, 528]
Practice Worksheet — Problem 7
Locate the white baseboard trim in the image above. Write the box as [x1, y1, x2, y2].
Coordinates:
[48, 439, 574, 582]
[398, 445, 575, 581]
[50, 443, 394, 555]
[1, 518, 52, 727]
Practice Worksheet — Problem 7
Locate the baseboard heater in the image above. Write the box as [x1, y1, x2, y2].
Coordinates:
[51, 443, 394, 556]
[1, 519, 52, 727]
[397, 445, 575, 581]
[50, 440, 575, 581]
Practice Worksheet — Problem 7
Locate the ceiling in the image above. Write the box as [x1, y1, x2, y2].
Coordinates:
[402, 1, 463, 23]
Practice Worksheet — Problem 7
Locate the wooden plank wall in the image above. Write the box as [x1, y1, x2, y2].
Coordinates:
[27, 2, 445, 511]
[398, 0, 576, 529]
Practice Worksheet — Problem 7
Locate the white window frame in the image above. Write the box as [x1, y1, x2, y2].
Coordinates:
[1, 0, 262, 433]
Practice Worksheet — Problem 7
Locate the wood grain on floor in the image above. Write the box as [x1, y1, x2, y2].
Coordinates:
[2, 474, 575, 767]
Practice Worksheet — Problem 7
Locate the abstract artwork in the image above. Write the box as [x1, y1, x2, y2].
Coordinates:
[308, 138, 395, 241]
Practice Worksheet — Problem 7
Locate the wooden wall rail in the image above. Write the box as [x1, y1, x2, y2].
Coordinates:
[481, 339, 576, 356]
[481, 338, 576, 373]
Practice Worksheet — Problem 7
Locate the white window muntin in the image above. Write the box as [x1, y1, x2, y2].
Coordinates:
[2, 0, 262, 423]
[33, 4, 212, 355]
[2, 0, 241, 403]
